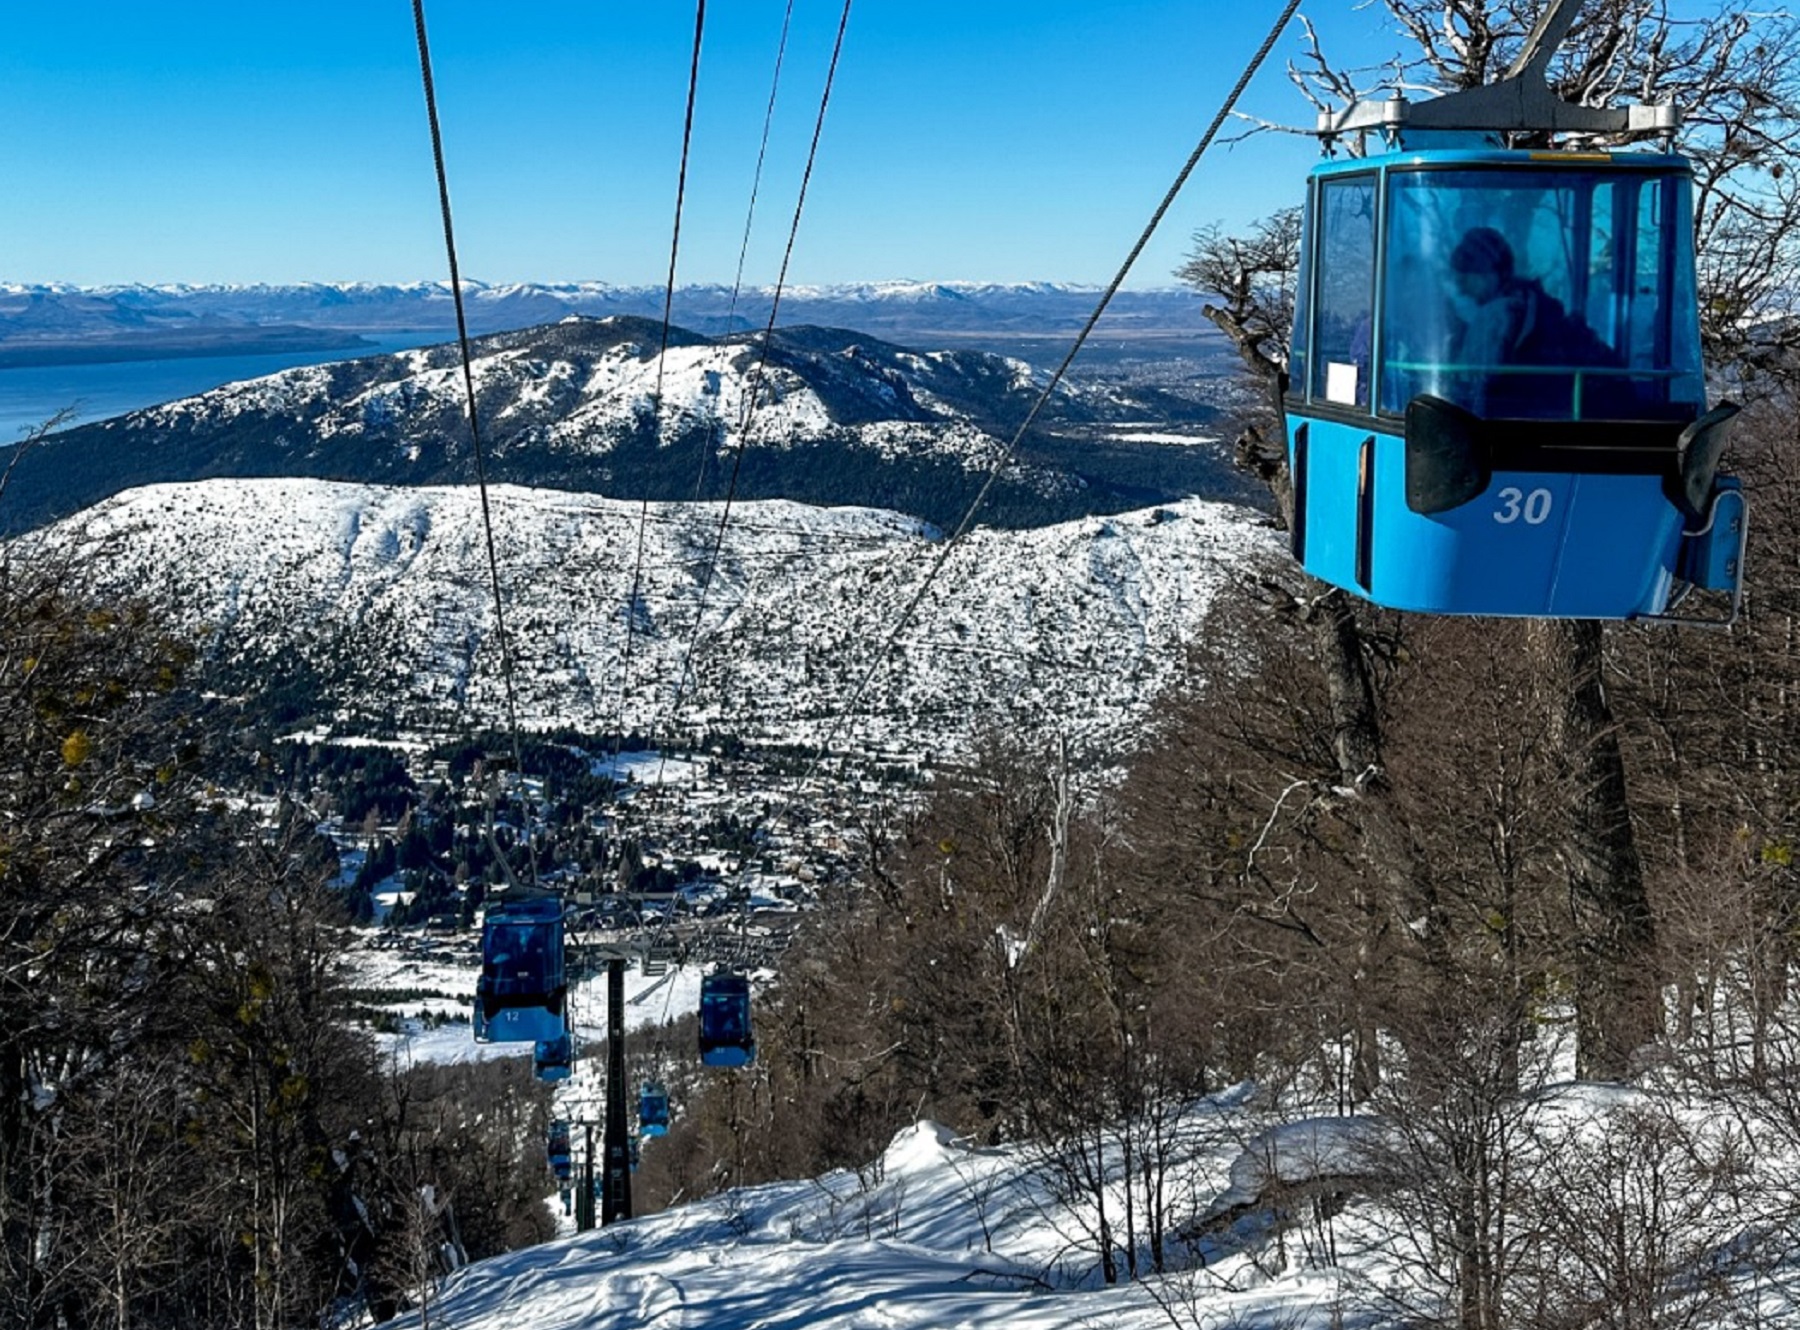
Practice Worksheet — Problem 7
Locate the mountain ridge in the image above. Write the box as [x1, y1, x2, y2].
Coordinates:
[0, 315, 1253, 536]
[0, 280, 1216, 348]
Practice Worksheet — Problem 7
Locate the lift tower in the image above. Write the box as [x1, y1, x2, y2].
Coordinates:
[601, 956, 633, 1224]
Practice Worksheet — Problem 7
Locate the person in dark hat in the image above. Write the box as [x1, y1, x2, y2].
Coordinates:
[1448, 225, 1616, 414]
[1451, 227, 1516, 291]
[1450, 226, 1534, 369]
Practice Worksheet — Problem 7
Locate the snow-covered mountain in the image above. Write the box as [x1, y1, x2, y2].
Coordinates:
[0, 316, 1249, 536]
[42, 478, 1277, 757]
[0, 280, 1214, 354]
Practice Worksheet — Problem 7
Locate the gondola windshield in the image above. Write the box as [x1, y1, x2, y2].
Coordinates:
[1297, 161, 1704, 424]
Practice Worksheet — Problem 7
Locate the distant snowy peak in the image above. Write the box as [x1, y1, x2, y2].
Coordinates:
[42, 477, 1278, 758]
[0, 280, 1204, 345]
[772, 280, 1097, 302]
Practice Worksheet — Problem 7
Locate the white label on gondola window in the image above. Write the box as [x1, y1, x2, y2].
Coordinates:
[1494, 487, 1553, 525]
[1325, 361, 1359, 405]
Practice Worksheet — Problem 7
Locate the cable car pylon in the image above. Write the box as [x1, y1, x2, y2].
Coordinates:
[602, 956, 633, 1225]
[559, 957, 635, 1231]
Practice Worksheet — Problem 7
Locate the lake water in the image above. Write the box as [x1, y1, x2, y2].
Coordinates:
[0, 334, 440, 445]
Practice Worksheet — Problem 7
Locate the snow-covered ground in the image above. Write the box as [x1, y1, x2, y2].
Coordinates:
[595, 751, 707, 786]
[47, 480, 1279, 758]
[387, 1116, 1330, 1330]
[377, 1053, 1800, 1329]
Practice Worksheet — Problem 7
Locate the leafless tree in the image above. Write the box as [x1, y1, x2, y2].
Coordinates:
[1353, 991, 1559, 1330]
[1522, 1099, 1769, 1330]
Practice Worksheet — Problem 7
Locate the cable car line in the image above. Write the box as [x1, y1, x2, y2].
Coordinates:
[692, 0, 797, 504]
[799, 0, 1303, 777]
[407, 0, 784, 1142]
[614, 0, 711, 773]
[439, 0, 1298, 1101]
[662, 1, 1293, 1076]
[657, 0, 708, 412]
[411, 0, 540, 892]
[590, 2, 717, 989]
[724, 0, 797, 344]
[649, 0, 854, 785]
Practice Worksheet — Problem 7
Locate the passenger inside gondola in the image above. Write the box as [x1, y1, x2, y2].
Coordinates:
[1446, 226, 1620, 415]
[1374, 170, 1688, 423]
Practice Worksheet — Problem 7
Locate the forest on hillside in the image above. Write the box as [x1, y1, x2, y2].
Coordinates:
[0, 546, 568, 1328]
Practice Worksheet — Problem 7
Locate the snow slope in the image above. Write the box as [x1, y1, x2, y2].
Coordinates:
[45, 478, 1279, 757]
[388, 1117, 1345, 1330]
[386, 1083, 1800, 1330]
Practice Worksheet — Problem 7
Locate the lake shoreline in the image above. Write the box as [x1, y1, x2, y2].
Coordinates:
[0, 327, 381, 369]
[0, 333, 438, 446]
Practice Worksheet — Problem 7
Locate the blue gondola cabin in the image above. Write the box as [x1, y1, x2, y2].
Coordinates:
[698, 972, 755, 1068]
[1285, 144, 1743, 619]
[535, 1032, 574, 1082]
[546, 1119, 573, 1182]
[639, 1081, 671, 1137]
[473, 895, 568, 1044]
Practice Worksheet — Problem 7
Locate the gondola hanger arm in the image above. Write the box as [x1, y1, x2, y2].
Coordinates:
[1318, 0, 1679, 142]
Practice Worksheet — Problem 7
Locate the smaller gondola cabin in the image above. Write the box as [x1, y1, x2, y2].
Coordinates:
[639, 1081, 671, 1136]
[546, 1119, 573, 1182]
[534, 1032, 574, 1082]
[473, 895, 568, 1045]
[698, 972, 755, 1068]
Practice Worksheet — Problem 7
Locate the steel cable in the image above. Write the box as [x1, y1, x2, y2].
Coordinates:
[651, 0, 854, 784]
[613, 0, 710, 772]
[801, 0, 1304, 779]
[411, 0, 540, 891]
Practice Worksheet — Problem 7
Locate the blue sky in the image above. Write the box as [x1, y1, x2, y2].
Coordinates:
[0, 2, 1398, 289]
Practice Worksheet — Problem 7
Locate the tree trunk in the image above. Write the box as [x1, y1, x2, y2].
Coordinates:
[1530, 619, 1661, 1077]
[1311, 591, 1442, 1098]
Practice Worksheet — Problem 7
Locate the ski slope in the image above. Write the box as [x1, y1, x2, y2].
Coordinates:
[387, 1118, 1343, 1330]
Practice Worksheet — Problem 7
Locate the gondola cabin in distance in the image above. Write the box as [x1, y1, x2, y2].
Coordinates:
[638, 1082, 670, 1137]
[1282, 0, 1745, 622]
[698, 971, 755, 1068]
[472, 893, 568, 1045]
[546, 1120, 573, 1183]
[534, 1032, 574, 1082]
